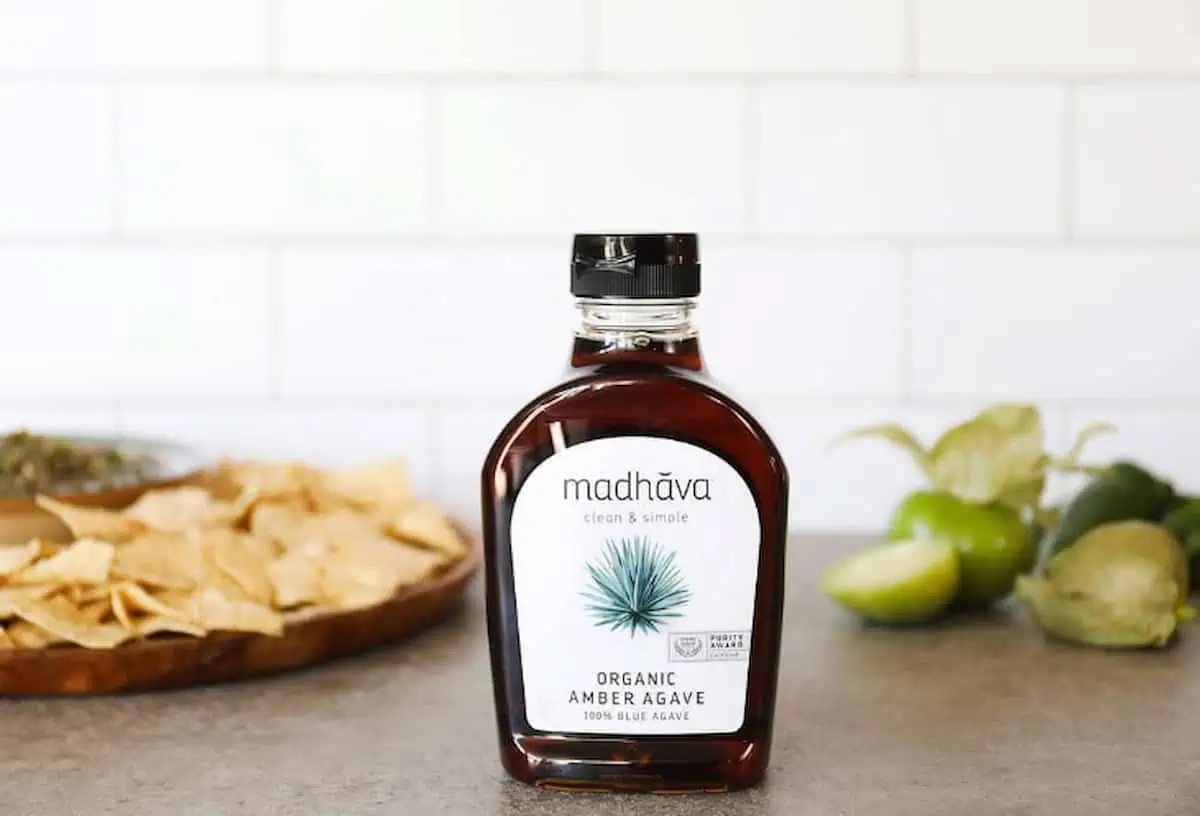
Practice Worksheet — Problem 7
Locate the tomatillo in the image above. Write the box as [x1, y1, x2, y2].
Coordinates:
[822, 539, 961, 625]
[888, 490, 1036, 609]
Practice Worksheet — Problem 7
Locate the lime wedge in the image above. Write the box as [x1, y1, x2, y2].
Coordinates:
[822, 539, 961, 625]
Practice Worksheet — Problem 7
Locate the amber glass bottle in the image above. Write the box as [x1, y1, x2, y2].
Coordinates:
[482, 233, 789, 793]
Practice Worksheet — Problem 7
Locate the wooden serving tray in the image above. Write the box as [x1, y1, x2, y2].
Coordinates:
[0, 538, 481, 696]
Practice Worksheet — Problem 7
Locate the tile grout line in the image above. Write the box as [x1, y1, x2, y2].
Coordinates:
[265, 0, 282, 73]
[9, 394, 1200, 418]
[110, 83, 125, 238]
[112, 391, 127, 438]
[740, 84, 759, 235]
[8, 234, 1200, 249]
[8, 233, 1200, 249]
[1045, 400, 1074, 452]
[1061, 83, 1076, 240]
[582, 0, 602, 72]
[904, 0, 920, 77]
[424, 407, 444, 508]
[266, 246, 285, 401]
[423, 87, 444, 237]
[896, 244, 917, 405]
[10, 70, 1200, 84]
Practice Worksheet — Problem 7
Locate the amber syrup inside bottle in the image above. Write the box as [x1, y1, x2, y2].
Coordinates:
[482, 234, 789, 793]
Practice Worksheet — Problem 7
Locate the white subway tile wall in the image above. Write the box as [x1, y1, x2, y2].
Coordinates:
[596, 0, 909, 74]
[0, 1, 1196, 531]
[0, 84, 114, 235]
[0, 1, 269, 72]
[120, 85, 428, 234]
[700, 245, 906, 396]
[912, 248, 1200, 401]
[916, 0, 1200, 75]
[440, 85, 745, 235]
[755, 85, 1066, 236]
[1074, 86, 1200, 237]
[279, 247, 569, 397]
[279, 0, 588, 74]
[0, 250, 271, 398]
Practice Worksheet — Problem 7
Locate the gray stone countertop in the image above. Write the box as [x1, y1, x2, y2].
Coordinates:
[2, 535, 1198, 815]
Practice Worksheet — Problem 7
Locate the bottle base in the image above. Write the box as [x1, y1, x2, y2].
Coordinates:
[529, 778, 748, 795]
[499, 734, 768, 794]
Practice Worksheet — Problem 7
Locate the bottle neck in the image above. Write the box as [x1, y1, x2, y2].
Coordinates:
[569, 298, 704, 371]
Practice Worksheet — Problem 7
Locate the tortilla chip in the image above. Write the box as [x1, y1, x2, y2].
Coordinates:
[0, 627, 12, 649]
[79, 598, 112, 625]
[317, 560, 397, 611]
[387, 503, 467, 558]
[319, 535, 443, 611]
[249, 531, 280, 561]
[205, 530, 274, 606]
[112, 533, 204, 590]
[8, 594, 130, 649]
[214, 460, 313, 503]
[285, 513, 383, 566]
[152, 588, 193, 609]
[195, 540, 254, 603]
[5, 458, 452, 649]
[350, 534, 447, 580]
[0, 539, 43, 577]
[291, 509, 384, 552]
[35, 496, 145, 542]
[249, 502, 309, 546]
[66, 583, 113, 605]
[0, 586, 56, 620]
[6, 621, 57, 648]
[124, 486, 247, 532]
[318, 509, 385, 538]
[137, 615, 205, 638]
[109, 587, 132, 630]
[281, 605, 333, 625]
[186, 588, 282, 636]
[250, 504, 380, 553]
[10, 538, 114, 586]
[0, 589, 23, 620]
[110, 582, 183, 629]
[267, 549, 323, 609]
[318, 459, 412, 512]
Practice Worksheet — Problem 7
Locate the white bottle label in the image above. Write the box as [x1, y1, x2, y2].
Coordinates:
[510, 436, 761, 735]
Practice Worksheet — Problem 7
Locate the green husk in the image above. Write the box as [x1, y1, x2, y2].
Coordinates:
[837, 404, 1113, 523]
[1017, 520, 1192, 649]
[1016, 577, 1181, 648]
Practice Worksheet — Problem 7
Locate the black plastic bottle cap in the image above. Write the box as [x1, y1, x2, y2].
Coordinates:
[571, 233, 701, 299]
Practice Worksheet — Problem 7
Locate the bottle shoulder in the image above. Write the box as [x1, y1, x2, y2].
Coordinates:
[535, 366, 748, 407]
[484, 367, 787, 484]
[496, 367, 754, 429]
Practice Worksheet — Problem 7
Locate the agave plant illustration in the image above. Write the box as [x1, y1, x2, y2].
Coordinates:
[581, 536, 691, 637]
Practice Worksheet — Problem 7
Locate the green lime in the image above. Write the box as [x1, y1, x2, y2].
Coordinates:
[822, 538, 961, 625]
[889, 490, 1037, 609]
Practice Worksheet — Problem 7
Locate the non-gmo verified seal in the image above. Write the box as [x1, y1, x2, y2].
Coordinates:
[669, 631, 751, 663]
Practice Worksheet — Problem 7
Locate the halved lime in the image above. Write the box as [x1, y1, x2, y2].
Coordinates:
[822, 539, 961, 625]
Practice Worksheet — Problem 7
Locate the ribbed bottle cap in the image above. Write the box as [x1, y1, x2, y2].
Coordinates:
[570, 233, 700, 298]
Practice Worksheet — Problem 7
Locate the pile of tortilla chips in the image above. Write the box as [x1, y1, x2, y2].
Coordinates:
[0, 459, 466, 650]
